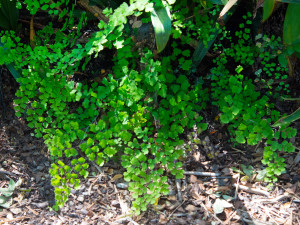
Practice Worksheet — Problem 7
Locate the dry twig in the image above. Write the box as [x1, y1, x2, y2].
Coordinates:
[199, 201, 224, 224]
[0, 216, 30, 224]
[0, 169, 18, 177]
[252, 193, 294, 203]
[184, 171, 221, 177]
[234, 173, 240, 200]
[233, 184, 270, 197]
[78, 0, 108, 23]
[231, 147, 246, 155]
[175, 179, 182, 202]
[168, 200, 186, 219]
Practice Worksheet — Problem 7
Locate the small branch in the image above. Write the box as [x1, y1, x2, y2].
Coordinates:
[252, 193, 293, 203]
[0, 170, 18, 177]
[175, 179, 182, 202]
[231, 147, 245, 155]
[0, 217, 30, 224]
[234, 173, 240, 200]
[205, 176, 232, 179]
[113, 217, 139, 225]
[254, 141, 261, 152]
[242, 218, 275, 225]
[224, 211, 237, 225]
[78, 0, 108, 23]
[233, 184, 270, 197]
[168, 200, 186, 219]
[184, 171, 221, 177]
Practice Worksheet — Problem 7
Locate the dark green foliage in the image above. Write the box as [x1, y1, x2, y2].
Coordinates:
[0, 0, 19, 30]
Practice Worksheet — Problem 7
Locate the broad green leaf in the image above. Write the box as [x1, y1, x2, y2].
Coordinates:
[213, 198, 233, 214]
[0, 196, 12, 208]
[278, 52, 288, 67]
[207, 0, 228, 4]
[151, 5, 171, 53]
[0, 196, 7, 204]
[191, 33, 217, 71]
[241, 164, 254, 177]
[256, 169, 267, 181]
[0, 41, 21, 81]
[283, 3, 300, 53]
[232, 167, 245, 175]
[273, 107, 300, 127]
[277, 0, 300, 3]
[263, 0, 276, 22]
[281, 96, 300, 101]
[0, 0, 19, 30]
[0, 188, 13, 197]
[5, 62, 21, 80]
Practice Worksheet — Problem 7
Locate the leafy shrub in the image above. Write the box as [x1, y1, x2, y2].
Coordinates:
[0, 0, 298, 214]
[2, 0, 210, 214]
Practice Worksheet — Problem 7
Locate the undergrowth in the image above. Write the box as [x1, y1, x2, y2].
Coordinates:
[0, 0, 297, 214]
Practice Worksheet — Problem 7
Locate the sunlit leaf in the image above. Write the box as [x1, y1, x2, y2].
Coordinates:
[219, 0, 238, 18]
[151, 5, 171, 53]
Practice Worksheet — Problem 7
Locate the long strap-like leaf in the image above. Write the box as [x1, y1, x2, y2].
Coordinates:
[190, 6, 234, 73]
[273, 107, 300, 127]
[0, 41, 21, 81]
[151, 4, 171, 53]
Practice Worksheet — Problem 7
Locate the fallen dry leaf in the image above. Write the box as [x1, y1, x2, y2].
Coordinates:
[193, 152, 200, 161]
[185, 204, 198, 212]
[111, 174, 123, 182]
[159, 214, 168, 224]
[107, 168, 114, 175]
[190, 174, 197, 183]
[281, 202, 291, 209]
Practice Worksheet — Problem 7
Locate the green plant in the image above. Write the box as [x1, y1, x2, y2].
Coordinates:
[263, 1, 300, 59]
[151, 1, 171, 53]
[273, 97, 300, 127]
[0, 0, 21, 80]
[255, 34, 290, 96]
[1, 0, 211, 214]
[273, 107, 300, 127]
[1, 0, 298, 215]
[0, 179, 22, 211]
[210, 16, 297, 182]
